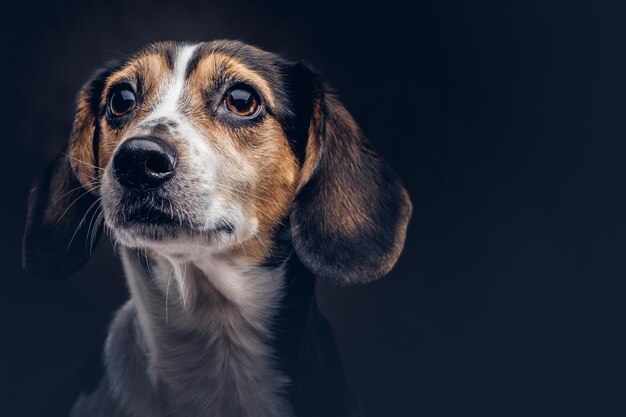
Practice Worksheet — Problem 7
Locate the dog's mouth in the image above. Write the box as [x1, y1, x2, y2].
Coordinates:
[114, 204, 186, 241]
[125, 206, 180, 226]
[105, 192, 236, 246]
[104, 190, 188, 239]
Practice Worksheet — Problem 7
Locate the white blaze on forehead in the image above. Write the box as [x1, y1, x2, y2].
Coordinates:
[145, 43, 200, 122]
[105, 42, 257, 251]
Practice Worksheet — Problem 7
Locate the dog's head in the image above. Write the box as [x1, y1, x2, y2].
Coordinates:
[23, 41, 412, 284]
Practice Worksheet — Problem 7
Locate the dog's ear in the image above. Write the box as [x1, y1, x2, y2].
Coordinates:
[22, 64, 116, 279]
[288, 63, 412, 285]
[23, 153, 102, 279]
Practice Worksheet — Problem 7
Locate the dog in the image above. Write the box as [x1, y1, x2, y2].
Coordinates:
[23, 40, 412, 417]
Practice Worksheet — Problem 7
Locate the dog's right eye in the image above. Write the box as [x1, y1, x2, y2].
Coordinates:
[223, 87, 260, 118]
[109, 87, 136, 117]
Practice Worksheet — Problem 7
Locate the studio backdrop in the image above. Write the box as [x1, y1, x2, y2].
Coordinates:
[2, 1, 624, 416]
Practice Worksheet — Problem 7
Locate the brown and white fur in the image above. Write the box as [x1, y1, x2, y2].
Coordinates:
[23, 41, 412, 417]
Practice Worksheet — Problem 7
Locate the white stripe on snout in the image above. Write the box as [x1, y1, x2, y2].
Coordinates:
[117, 42, 247, 245]
[144, 44, 200, 123]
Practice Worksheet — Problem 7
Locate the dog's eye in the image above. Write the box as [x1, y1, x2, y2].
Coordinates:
[224, 87, 260, 117]
[109, 88, 136, 117]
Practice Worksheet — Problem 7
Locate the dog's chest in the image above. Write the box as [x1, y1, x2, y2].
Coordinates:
[118, 249, 293, 417]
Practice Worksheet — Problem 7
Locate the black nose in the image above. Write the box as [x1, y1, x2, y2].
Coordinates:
[112, 137, 177, 190]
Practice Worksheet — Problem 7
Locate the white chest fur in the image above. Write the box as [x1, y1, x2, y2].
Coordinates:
[100, 248, 293, 417]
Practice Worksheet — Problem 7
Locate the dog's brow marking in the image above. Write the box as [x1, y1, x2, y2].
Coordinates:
[146, 44, 199, 122]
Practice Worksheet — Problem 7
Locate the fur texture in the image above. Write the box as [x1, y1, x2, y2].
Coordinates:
[73, 248, 292, 417]
[22, 40, 412, 417]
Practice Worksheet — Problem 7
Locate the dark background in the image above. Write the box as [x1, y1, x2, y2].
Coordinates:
[2, 0, 625, 416]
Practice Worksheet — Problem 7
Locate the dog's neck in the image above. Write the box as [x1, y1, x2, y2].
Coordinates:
[119, 247, 298, 417]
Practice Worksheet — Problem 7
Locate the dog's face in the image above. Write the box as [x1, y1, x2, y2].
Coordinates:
[77, 42, 304, 261]
[23, 40, 412, 284]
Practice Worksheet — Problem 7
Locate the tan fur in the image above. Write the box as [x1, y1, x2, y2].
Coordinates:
[98, 54, 171, 169]
[69, 45, 299, 265]
[296, 96, 322, 192]
[26, 40, 411, 417]
[176, 51, 297, 263]
[68, 86, 99, 189]
[188, 53, 277, 108]
[319, 99, 370, 235]
[69, 52, 171, 190]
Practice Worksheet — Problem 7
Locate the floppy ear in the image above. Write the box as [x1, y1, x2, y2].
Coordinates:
[23, 153, 103, 279]
[289, 64, 412, 285]
[22, 65, 116, 279]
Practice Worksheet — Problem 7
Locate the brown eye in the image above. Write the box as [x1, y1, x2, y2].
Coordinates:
[109, 88, 136, 117]
[224, 87, 260, 117]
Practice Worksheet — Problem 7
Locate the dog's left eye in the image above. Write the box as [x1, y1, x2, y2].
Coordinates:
[223, 87, 260, 117]
[109, 87, 136, 117]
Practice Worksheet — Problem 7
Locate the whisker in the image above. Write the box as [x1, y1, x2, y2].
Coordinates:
[66, 196, 102, 250]
[181, 261, 189, 308]
[252, 233, 278, 289]
[165, 266, 173, 325]
[253, 233, 271, 259]
[144, 249, 156, 282]
[84, 203, 103, 249]
[53, 181, 96, 205]
[107, 226, 120, 253]
[214, 183, 276, 204]
[55, 184, 101, 225]
[235, 233, 249, 261]
[89, 209, 105, 255]
[61, 152, 104, 171]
